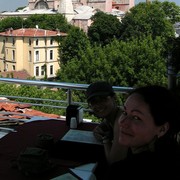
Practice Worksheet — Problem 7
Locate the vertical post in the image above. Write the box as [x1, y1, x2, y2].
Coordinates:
[167, 53, 177, 90]
[67, 89, 72, 105]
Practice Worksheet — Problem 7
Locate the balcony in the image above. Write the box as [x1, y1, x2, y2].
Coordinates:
[0, 77, 133, 127]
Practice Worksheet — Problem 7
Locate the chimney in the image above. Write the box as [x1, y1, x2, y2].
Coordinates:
[10, 27, 13, 35]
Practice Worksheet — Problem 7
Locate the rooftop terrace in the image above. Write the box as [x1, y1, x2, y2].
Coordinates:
[0, 78, 133, 127]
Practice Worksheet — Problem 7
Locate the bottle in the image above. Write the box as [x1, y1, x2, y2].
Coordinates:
[70, 117, 77, 129]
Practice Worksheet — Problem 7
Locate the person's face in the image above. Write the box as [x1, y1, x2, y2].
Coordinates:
[118, 93, 163, 149]
[88, 96, 115, 118]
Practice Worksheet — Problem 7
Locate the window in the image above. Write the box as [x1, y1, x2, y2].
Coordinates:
[35, 66, 39, 76]
[41, 65, 45, 76]
[12, 38, 15, 46]
[35, 51, 39, 61]
[36, 39, 39, 46]
[35, 1, 48, 9]
[50, 65, 53, 75]
[29, 39, 31, 46]
[50, 50, 53, 60]
[12, 50, 15, 61]
[12, 65, 15, 71]
[29, 51, 32, 62]
[50, 39, 53, 45]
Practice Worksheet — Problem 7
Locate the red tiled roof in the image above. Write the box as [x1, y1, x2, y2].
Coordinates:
[0, 98, 62, 123]
[0, 70, 31, 80]
[0, 28, 67, 37]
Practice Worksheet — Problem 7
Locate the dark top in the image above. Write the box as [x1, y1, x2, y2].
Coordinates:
[106, 148, 180, 180]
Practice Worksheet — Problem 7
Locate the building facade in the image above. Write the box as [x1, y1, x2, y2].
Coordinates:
[28, 0, 134, 13]
[0, 28, 66, 79]
[28, 0, 60, 10]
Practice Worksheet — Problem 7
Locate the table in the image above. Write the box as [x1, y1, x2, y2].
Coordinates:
[0, 120, 106, 180]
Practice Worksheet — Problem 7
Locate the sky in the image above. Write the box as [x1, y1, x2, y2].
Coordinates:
[0, 0, 179, 12]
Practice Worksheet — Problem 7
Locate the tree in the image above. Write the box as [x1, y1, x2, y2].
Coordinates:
[0, 14, 71, 33]
[58, 26, 91, 65]
[119, 1, 176, 41]
[24, 14, 71, 32]
[157, 1, 180, 24]
[57, 43, 108, 84]
[103, 36, 167, 87]
[0, 17, 24, 32]
[57, 35, 167, 87]
[88, 11, 121, 46]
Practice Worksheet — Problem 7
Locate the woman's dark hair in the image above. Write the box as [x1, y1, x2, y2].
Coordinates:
[129, 85, 180, 136]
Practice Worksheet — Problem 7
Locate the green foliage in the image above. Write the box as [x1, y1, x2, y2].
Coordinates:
[0, 83, 17, 94]
[88, 11, 121, 46]
[119, 1, 176, 41]
[155, 0, 180, 24]
[0, 17, 23, 32]
[58, 35, 167, 94]
[0, 14, 71, 33]
[58, 26, 91, 65]
[126, 36, 167, 87]
[23, 14, 71, 32]
[58, 44, 107, 84]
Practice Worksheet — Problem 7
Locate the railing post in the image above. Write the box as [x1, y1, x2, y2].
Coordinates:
[167, 53, 177, 90]
[67, 89, 72, 105]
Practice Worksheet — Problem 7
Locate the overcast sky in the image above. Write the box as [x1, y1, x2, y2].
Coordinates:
[0, 0, 179, 12]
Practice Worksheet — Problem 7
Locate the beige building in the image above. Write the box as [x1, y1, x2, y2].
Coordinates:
[0, 28, 66, 79]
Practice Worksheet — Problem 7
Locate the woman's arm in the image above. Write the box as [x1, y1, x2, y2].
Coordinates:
[104, 119, 128, 164]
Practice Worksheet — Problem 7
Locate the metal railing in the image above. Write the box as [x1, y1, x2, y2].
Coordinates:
[0, 78, 134, 123]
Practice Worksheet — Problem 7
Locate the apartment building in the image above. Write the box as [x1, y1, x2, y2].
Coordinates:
[0, 28, 66, 79]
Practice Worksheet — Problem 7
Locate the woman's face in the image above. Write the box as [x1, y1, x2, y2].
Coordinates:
[118, 93, 162, 148]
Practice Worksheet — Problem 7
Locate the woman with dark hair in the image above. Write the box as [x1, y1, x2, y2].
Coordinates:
[106, 85, 180, 179]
